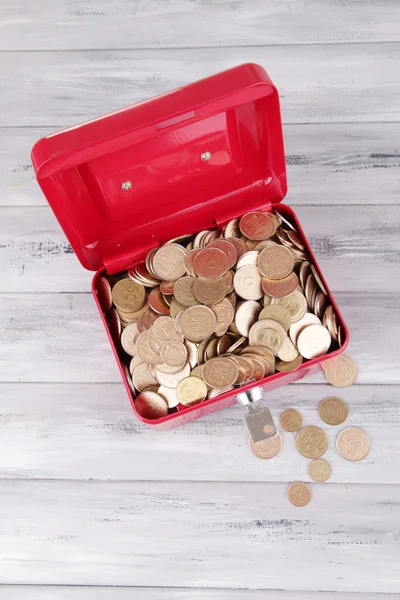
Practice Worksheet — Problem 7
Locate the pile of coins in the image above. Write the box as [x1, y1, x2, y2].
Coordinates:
[248, 354, 369, 507]
[95, 209, 344, 419]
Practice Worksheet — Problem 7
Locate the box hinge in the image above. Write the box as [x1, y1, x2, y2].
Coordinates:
[104, 240, 160, 275]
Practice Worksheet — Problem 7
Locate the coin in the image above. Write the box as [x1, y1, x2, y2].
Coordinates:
[296, 426, 328, 458]
[148, 287, 170, 315]
[208, 239, 238, 269]
[297, 324, 331, 359]
[279, 409, 302, 432]
[249, 433, 282, 459]
[311, 264, 328, 295]
[274, 209, 297, 232]
[179, 305, 216, 342]
[239, 211, 275, 240]
[193, 247, 229, 279]
[211, 298, 235, 335]
[228, 236, 247, 259]
[176, 376, 208, 406]
[299, 261, 312, 289]
[135, 391, 168, 419]
[271, 289, 307, 323]
[202, 357, 239, 388]
[308, 458, 331, 482]
[258, 245, 294, 279]
[234, 265, 263, 300]
[336, 427, 370, 461]
[319, 396, 348, 425]
[192, 276, 227, 304]
[173, 277, 197, 307]
[277, 337, 299, 362]
[287, 482, 312, 507]
[236, 251, 259, 269]
[235, 300, 262, 336]
[248, 319, 286, 353]
[262, 272, 299, 298]
[258, 305, 291, 331]
[289, 312, 321, 345]
[155, 361, 191, 388]
[184, 249, 200, 276]
[95, 276, 113, 312]
[112, 278, 146, 312]
[223, 218, 240, 238]
[152, 244, 187, 281]
[324, 355, 358, 387]
[121, 322, 139, 356]
[275, 354, 303, 372]
[131, 362, 158, 392]
[160, 340, 188, 368]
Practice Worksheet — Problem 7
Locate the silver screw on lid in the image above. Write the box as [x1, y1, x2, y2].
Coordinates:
[201, 151, 212, 161]
[121, 181, 133, 191]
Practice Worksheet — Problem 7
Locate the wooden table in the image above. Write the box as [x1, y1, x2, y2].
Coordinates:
[1, 1, 399, 597]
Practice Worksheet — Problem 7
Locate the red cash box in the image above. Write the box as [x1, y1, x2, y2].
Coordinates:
[31, 63, 348, 430]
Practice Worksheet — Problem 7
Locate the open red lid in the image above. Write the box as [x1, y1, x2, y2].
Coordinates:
[31, 63, 287, 273]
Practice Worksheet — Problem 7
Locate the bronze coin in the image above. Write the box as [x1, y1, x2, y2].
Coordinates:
[319, 396, 348, 426]
[152, 243, 187, 281]
[249, 433, 282, 459]
[296, 426, 328, 459]
[336, 427, 370, 461]
[308, 458, 331, 482]
[228, 355, 254, 383]
[275, 354, 303, 372]
[184, 249, 201, 276]
[262, 272, 299, 298]
[160, 340, 188, 368]
[202, 357, 239, 388]
[271, 289, 307, 323]
[287, 482, 312, 507]
[239, 211, 275, 240]
[176, 376, 208, 406]
[299, 261, 312, 289]
[258, 245, 294, 279]
[324, 355, 358, 388]
[228, 236, 248, 259]
[135, 391, 168, 420]
[173, 277, 197, 307]
[160, 280, 176, 295]
[148, 287, 170, 315]
[208, 239, 238, 269]
[193, 247, 229, 279]
[258, 305, 291, 331]
[280, 409, 302, 432]
[211, 298, 235, 335]
[95, 276, 112, 312]
[311, 264, 328, 295]
[179, 305, 217, 342]
[112, 278, 146, 312]
[192, 276, 227, 305]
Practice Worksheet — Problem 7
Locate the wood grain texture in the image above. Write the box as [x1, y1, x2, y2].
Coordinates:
[1, 0, 400, 50]
[2, 588, 399, 600]
[1, 204, 397, 293]
[1, 44, 399, 127]
[2, 123, 400, 207]
[0, 479, 399, 591]
[0, 291, 398, 385]
[0, 382, 397, 484]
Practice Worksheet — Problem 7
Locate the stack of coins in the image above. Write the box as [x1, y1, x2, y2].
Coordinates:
[95, 209, 344, 419]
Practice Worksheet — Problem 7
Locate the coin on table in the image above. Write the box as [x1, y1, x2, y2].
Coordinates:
[234, 300, 262, 336]
[176, 376, 208, 406]
[249, 433, 282, 459]
[135, 391, 168, 419]
[248, 319, 286, 353]
[287, 482, 312, 507]
[202, 356, 239, 388]
[308, 458, 331, 482]
[179, 305, 217, 342]
[319, 396, 348, 425]
[262, 272, 299, 298]
[193, 247, 229, 279]
[112, 278, 146, 312]
[336, 427, 370, 461]
[280, 409, 303, 432]
[297, 324, 331, 359]
[324, 354, 358, 387]
[258, 245, 294, 279]
[152, 243, 187, 281]
[121, 322, 139, 356]
[160, 340, 188, 368]
[234, 265, 263, 300]
[192, 276, 227, 305]
[258, 305, 291, 331]
[239, 211, 275, 240]
[296, 426, 328, 458]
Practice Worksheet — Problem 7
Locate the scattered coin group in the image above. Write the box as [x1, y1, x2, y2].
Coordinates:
[248, 356, 370, 506]
[95, 209, 345, 418]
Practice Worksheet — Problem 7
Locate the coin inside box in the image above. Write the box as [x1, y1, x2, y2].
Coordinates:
[31, 63, 348, 430]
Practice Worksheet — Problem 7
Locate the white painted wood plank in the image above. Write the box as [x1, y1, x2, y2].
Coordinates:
[2, 586, 398, 600]
[1, 45, 399, 127]
[0, 479, 399, 591]
[0, 205, 397, 293]
[0, 382, 397, 484]
[0, 292, 397, 385]
[1, 0, 400, 50]
[3, 124, 400, 207]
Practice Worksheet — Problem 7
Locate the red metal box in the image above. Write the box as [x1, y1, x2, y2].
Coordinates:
[31, 63, 348, 430]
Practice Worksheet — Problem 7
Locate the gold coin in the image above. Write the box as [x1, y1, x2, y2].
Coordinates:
[192, 276, 227, 305]
[234, 300, 262, 336]
[275, 354, 303, 372]
[179, 305, 216, 342]
[308, 458, 331, 482]
[160, 340, 188, 368]
[324, 354, 358, 387]
[173, 277, 197, 307]
[277, 337, 299, 362]
[248, 319, 286, 353]
[234, 265, 263, 300]
[176, 376, 208, 406]
[280, 409, 302, 432]
[319, 396, 348, 425]
[289, 312, 321, 345]
[202, 357, 239, 388]
[336, 427, 370, 461]
[259, 305, 291, 331]
[152, 243, 187, 281]
[297, 324, 331, 359]
[131, 362, 158, 392]
[271, 289, 307, 323]
[190, 364, 203, 379]
[258, 245, 294, 279]
[229, 355, 254, 383]
[155, 362, 191, 388]
[112, 278, 146, 312]
[249, 433, 282, 459]
[136, 330, 161, 364]
[296, 426, 328, 458]
[135, 391, 168, 420]
[287, 482, 312, 507]
[120, 322, 139, 356]
[211, 298, 235, 335]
